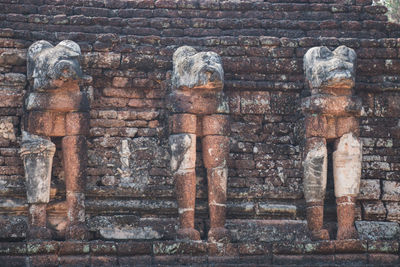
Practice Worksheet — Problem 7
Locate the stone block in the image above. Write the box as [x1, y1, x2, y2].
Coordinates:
[368, 254, 399, 265]
[118, 256, 152, 266]
[170, 113, 197, 134]
[304, 115, 336, 139]
[358, 179, 380, 200]
[87, 216, 178, 241]
[382, 181, 400, 201]
[20, 132, 55, 204]
[25, 91, 89, 112]
[240, 91, 270, 114]
[202, 135, 229, 168]
[59, 255, 90, 267]
[356, 221, 400, 240]
[301, 95, 361, 116]
[368, 241, 399, 253]
[256, 203, 297, 219]
[334, 240, 367, 253]
[226, 219, 310, 242]
[90, 256, 118, 267]
[202, 114, 229, 136]
[334, 253, 367, 264]
[361, 201, 387, 220]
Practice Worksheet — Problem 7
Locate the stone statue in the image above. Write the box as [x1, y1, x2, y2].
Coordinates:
[21, 40, 90, 240]
[168, 46, 231, 243]
[302, 46, 362, 240]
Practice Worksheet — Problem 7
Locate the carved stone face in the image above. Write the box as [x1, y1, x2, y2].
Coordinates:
[27, 40, 82, 91]
[172, 46, 224, 91]
[303, 45, 356, 94]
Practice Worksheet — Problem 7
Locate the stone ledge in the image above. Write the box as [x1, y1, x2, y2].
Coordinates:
[0, 240, 398, 266]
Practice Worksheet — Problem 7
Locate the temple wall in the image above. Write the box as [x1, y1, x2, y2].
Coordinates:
[0, 0, 400, 265]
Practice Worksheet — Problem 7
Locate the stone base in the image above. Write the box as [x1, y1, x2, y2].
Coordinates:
[0, 239, 399, 266]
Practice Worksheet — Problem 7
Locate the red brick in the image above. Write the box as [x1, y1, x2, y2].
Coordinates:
[335, 254, 367, 264]
[90, 256, 118, 266]
[59, 255, 90, 267]
[118, 256, 152, 266]
[368, 253, 399, 264]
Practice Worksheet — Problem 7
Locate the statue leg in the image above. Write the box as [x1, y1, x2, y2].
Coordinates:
[20, 131, 55, 240]
[333, 133, 362, 240]
[169, 113, 200, 240]
[303, 137, 329, 241]
[202, 115, 231, 243]
[62, 135, 88, 240]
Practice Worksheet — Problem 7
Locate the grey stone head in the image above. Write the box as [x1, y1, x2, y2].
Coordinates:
[303, 45, 356, 92]
[172, 46, 224, 91]
[27, 40, 82, 91]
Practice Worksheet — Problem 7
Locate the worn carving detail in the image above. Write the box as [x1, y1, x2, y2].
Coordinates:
[302, 46, 362, 241]
[20, 131, 56, 204]
[21, 40, 90, 240]
[333, 133, 362, 198]
[303, 140, 327, 203]
[169, 46, 231, 243]
[303, 45, 356, 93]
[169, 134, 195, 173]
[27, 40, 82, 91]
[172, 46, 223, 91]
[168, 46, 228, 115]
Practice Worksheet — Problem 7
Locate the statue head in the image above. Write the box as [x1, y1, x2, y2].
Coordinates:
[172, 46, 224, 91]
[304, 45, 356, 94]
[27, 40, 82, 91]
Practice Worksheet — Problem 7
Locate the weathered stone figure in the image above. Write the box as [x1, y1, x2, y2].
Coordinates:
[21, 40, 90, 240]
[168, 46, 230, 243]
[302, 46, 362, 240]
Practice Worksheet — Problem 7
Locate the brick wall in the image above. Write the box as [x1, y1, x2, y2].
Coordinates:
[0, 0, 400, 250]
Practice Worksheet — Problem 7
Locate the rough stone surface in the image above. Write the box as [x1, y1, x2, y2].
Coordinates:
[304, 46, 356, 93]
[0, 117, 16, 141]
[333, 133, 362, 198]
[0, 0, 399, 261]
[356, 221, 400, 240]
[27, 40, 82, 91]
[303, 139, 327, 203]
[227, 220, 310, 243]
[172, 46, 223, 91]
[20, 131, 55, 204]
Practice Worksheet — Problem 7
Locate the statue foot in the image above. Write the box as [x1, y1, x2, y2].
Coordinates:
[28, 226, 52, 240]
[337, 226, 358, 240]
[207, 227, 231, 243]
[176, 228, 200, 241]
[310, 229, 330, 241]
[65, 223, 88, 241]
